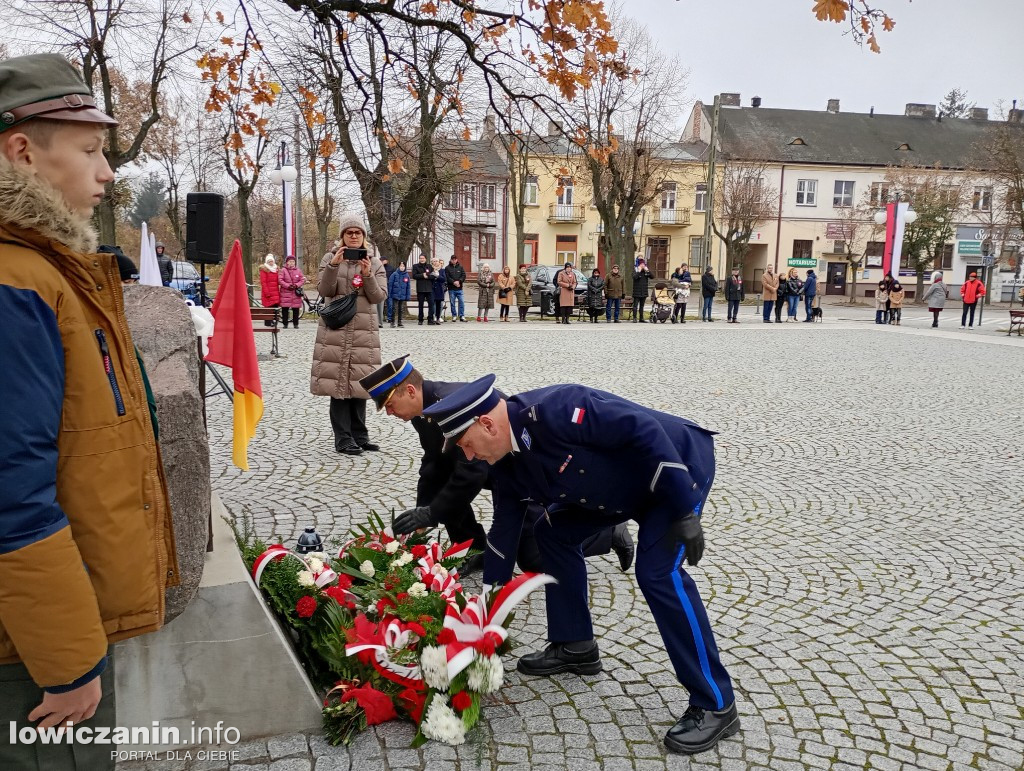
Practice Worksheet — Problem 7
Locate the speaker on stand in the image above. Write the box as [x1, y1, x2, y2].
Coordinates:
[186, 192, 225, 308]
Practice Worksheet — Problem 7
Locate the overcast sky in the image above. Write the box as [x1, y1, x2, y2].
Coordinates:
[626, 0, 1023, 117]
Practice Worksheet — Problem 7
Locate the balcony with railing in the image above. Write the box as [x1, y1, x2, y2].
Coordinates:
[651, 207, 691, 227]
[451, 209, 497, 227]
[547, 203, 587, 223]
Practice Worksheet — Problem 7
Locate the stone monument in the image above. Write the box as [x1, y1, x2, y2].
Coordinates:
[122, 285, 210, 622]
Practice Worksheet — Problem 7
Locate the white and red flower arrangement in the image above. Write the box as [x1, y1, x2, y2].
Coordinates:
[238, 514, 551, 746]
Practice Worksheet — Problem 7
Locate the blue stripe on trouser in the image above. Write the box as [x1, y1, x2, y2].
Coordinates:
[672, 543, 724, 710]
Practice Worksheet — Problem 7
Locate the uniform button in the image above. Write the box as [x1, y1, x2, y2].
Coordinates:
[559, 494, 566, 499]
[579, 469, 585, 474]
[579, 498, 586, 504]
[598, 505, 605, 510]
[616, 510, 622, 514]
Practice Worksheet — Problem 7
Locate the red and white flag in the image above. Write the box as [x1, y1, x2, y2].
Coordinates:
[571, 407, 585, 424]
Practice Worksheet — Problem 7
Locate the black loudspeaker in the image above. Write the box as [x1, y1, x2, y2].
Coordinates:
[185, 192, 225, 265]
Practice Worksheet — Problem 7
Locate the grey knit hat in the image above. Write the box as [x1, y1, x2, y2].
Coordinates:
[338, 213, 367, 237]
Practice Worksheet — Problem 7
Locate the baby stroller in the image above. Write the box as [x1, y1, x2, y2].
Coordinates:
[649, 282, 674, 323]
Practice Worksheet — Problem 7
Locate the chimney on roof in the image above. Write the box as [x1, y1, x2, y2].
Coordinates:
[719, 92, 740, 107]
[690, 100, 703, 142]
[481, 113, 496, 141]
[547, 119, 563, 137]
[827, 99, 840, 114]
[869, 106, 874, 117]
[1010, 109, 1024, 125]
[751, 96, 761, 108]
[968, 107, 989, 121]
[905, 103, 937, 118]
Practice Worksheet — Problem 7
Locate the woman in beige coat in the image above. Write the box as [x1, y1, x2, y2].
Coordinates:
[556, 261, 578, 325]
[310, 213, 388, 455]
[476, 264, 495, 322]
[761, 264, 779, 323]
[496, 265, 515, 322]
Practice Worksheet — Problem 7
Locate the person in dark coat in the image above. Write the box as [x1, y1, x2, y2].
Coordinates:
[585, 268, 605, 323]
[632, 259, 651, 322]
[774, 270, 787, 322]
[802, 269, 818, 322]
[156, 241, 172, 286]
[412, 253, 437, 325]
[445, 254, 468, 321]
[380, 255, 396, 324]
[359, 357, 634, 575]
[700, 265, 718, 321]
[724, 267, 744, 323]
[431, 257, 448, 322]
[423, 375, 739, 756]
[387, 260, 411, 327]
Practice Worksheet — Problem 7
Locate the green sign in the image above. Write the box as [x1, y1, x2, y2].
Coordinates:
[958, 240, 982, 256]
[787, 258, 816, 268]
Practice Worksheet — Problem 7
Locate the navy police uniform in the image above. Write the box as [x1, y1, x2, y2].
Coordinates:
[424, 376, 734, 713]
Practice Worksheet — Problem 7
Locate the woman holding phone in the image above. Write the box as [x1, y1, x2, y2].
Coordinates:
[310, 213, 388, 455]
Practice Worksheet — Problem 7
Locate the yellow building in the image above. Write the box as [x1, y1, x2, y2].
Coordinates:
[511, 129, 709, 279]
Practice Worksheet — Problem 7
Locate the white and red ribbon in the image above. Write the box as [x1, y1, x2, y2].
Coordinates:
[441, 572, 555, 679]
[252, 545, 340, 591]
[346, 619, 424, 687]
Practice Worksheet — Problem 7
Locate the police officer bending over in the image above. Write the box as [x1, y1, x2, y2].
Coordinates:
[358, 357, 634, 575]
[422, 375, 739, 755]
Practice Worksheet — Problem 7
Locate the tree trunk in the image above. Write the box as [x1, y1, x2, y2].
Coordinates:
[915, 269, 926, 304]
[848, 260, 859, 303]
[238, 187, 254, 289]
[96, 198, 117, 246]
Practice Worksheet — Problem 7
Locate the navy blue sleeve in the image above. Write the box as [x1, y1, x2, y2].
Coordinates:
[0, 286, 67, 556]
[481, 476, 526, 586]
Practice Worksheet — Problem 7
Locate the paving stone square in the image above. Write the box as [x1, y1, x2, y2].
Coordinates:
[201, 318, 1023, 770]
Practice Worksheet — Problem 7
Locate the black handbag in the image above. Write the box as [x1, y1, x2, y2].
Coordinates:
[498, 287, 509, 298]
[320, 291, 359, 329]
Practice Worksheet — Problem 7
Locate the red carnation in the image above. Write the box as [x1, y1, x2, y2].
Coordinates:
[451, 691, 472, 712]
[436, 628, 456, 645]
[295, 596, 318, 618]
[411, 544, 427, 559]
[395, 592, 409, 603]
[344, 600, 356, 610]
[341, 684, 397, 725]
[335, 574, 353, 590]
[376, 597, 396, 615]
[406, 621, 426, 637]
[397, 687, 427, 723]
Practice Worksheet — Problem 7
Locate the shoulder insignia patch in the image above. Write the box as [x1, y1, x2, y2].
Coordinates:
[520, 428, 532, 450]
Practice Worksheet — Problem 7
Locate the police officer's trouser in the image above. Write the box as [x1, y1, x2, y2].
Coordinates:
[534, 510, 734, 711]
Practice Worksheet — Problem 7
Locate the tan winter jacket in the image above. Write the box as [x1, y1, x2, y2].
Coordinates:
[0, 157, 177, 689]
[310, 249, 388, 399]
[761, 271, 779, 301]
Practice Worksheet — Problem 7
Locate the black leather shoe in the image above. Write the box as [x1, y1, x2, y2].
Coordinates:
[611, 523, 635, 571]
[665, 703, 740, 755]
[517, 641, 602, 676]
[337, 443, 363, 455]
[358, 442, 380, 452]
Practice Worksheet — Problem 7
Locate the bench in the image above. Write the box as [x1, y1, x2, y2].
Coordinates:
[250, 307, 280, 357]
[1009, 309, 1024, 337]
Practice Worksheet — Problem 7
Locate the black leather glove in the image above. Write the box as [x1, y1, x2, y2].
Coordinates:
[666, 513, 705, 566]
[392, 506, 438, 534]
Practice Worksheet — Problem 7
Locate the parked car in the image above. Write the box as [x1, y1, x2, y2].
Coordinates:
[526, 264, 588, 316]
[170, 261, 212, 306]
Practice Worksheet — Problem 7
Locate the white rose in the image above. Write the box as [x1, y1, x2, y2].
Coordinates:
[390, 559, 403, 569]
[398, 552, 414, 566]
[385, 540, 400, 554]
[296, 570, 315, 587]
[307, 558, 324, 574]
[407, 582, 427, 598]
[360, 560, 376, 578]
[307, 551, 327, 562]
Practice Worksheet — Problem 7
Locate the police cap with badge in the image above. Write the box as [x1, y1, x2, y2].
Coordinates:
[358, 355, 416, 411]
[0, 54, 118, 133]
[421, 374, 500, 452]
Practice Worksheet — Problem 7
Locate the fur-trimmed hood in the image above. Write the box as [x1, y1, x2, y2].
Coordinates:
[0, 155, 99, 254]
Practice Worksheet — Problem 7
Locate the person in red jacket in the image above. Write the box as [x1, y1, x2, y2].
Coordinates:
[259, 253, 281, 325]
[960, 271, 986, 330]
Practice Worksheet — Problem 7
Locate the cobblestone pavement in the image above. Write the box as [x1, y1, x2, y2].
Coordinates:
[197, 317, 1023, 770]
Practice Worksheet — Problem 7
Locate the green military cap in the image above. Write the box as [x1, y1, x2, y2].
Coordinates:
[0, 53, 117, 133]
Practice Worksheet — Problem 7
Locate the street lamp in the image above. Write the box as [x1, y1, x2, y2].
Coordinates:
[268, 140, 298, 259]
[873, 202, 918, 279]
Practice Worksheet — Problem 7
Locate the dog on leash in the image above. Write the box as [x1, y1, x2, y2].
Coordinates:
[811, 306, 823, 322]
